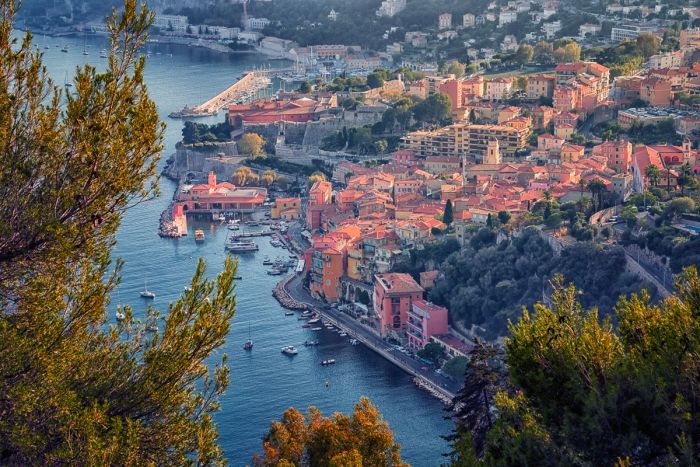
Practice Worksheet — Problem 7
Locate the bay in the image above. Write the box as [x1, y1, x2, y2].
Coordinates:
[32, 32, 451, 466]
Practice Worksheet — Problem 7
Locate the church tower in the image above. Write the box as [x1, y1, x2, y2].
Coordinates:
[483, 137, 502, 165]
[683, 137, 694, 165]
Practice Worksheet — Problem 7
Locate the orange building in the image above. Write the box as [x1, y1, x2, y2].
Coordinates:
[373, 273, 424, 338]
[271, 197, 301, 219]
[593, 139, 633, 173]
[640, 77, 673, 107]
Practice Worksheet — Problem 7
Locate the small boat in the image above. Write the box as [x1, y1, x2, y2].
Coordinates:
[194, 229, 205, 242]
[115, 311, 125, 321]
[267, 269, 283, 276]
[228, 223, 240, 231]
[262, 256, 273, 265]
[339, 332, 347, 337]
[302, 323, 312, 328]
[350, 339, 359, 345]
[140, 278, 155, 299]
[308, 318, 320, 325]
[243, 322, 253, 350]
[321, 359, 336, 365]
[304, 340, 319, 346]
[246, 221, 259, 227]
[311, 327, 323, 331]
[302, 310, 312, 316]
[99, 49, 108, 58]
[285, 311, 294, 316]
[234, 276, 243, 280]
[60, 45, 68, 53]
[281, 345, 298, 356]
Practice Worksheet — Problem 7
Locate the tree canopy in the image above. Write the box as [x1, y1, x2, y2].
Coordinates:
[239, 132, 266, 159]
[0, 2, 237, 463]
[450, 268, 700, 465]
[255, 397, 407, 466]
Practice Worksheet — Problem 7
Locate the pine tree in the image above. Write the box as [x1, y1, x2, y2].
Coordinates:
[0, 2, 237, 463]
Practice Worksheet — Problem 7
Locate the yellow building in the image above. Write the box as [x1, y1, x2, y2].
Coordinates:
[271, 197, 301, 220]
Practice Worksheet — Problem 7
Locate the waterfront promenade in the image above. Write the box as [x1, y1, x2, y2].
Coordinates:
[281, 273, 460, 402]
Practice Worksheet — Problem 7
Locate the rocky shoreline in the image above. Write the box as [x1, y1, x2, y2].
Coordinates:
[272, 275, 308, 311]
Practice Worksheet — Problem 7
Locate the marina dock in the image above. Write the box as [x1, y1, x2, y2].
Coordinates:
[169, 71, 271, 118]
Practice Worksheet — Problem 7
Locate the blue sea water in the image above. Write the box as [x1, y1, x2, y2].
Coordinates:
[33, 32, 451, 466]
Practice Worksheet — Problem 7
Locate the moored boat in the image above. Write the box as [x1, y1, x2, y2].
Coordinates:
[194, 229, 205, 242]
[281, 345, 298, 356]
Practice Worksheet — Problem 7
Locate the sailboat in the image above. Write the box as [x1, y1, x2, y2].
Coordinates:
[82, 30, 89, 55]
[140, 277, 155, 299]
[243, 322, 253, 350]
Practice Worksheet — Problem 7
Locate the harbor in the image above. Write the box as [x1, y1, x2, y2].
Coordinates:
[36, 32, 451, 465]
[169, 70, 272, 119]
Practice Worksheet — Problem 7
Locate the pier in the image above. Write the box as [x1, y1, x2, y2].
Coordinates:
[169, 71, 271, 118]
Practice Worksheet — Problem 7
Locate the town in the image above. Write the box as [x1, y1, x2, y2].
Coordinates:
[152, 16, 700, 395]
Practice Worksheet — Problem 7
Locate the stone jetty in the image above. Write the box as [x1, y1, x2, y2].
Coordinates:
[272, 275, 308, 310]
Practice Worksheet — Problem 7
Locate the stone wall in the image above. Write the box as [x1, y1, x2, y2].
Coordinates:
[163, 141, 239, 180]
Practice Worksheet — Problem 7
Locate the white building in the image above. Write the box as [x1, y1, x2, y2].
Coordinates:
[247, 17, 271, 30]
[152, 14, 189, 33]
[579, 23, 602, 39]
[542, 20, 562, 39]
[611, 24, 657, 42]
[462, 13, 476, 28]
[377, 0, 406, 17]
[499, 9, 518, 26]
[500, 34, 518, 52]
[328, 9, 338, 21]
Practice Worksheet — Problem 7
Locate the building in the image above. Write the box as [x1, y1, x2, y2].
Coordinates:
[499, 9, 518, 26]
[438, 13, 452, 29]
[579, 23, 602, 39]
[328, 9, 338, 21]
[314, 44, 347, 59]
[483, 138, 502, 164]
[648, 51, 683, 69]
[560, 143, 584, 163]
[611, 24, 657, 42]
[593, 139, 633, 173]
[407, 300, 449, 350]
[485, 77, 513, 101]
[542, 20, 562, 39]
[176, 172, 267, 213]
[153, 14, 189, 33]
[462, 13, 476, 28]
[377, 0, 407, 17]
[373, 273, 424, 338]
[640, 77, 673, 107]
[247, 17, 271, 30]
[680, 28, 700, 48]
[309, 181, 332, 206]
[424, 156, 462, 175]
[228, 96, 336, 128]
[271, 197, 301, 219]
[527, 74, 555, 100]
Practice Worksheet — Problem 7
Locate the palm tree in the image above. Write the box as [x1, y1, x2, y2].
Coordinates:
[645, 164, 660, 189]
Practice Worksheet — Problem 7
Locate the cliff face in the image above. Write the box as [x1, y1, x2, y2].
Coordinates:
[163, 141, 241, 181]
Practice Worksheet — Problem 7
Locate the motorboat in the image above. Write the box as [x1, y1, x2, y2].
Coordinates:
[339, 332, 347, 337]
[321, 359, 336, 365]
[194, 229, 205, 242]
[281, 345, 298, 356]
[284, 311, 294, 316]
[304, 340, 319, 346]
[311, 327, 323, 331]
[225, 239, 258, 252]
[115, 311, 125, 321]
[243, 322, 253, 350]
[308, 318, 320, 325]
[267, 268, 283, 276]
[99, 49, 108, 58]
[262, 257, 273, 265]
[60, 45, 68, 53]
[302, 323, 312, 328]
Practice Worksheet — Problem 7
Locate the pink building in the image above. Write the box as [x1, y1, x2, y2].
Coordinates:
[373, 273, 424, 338]
[407, 299, 449, 350]
[176, 172, 267, 213]
[309, 181, 332, 205]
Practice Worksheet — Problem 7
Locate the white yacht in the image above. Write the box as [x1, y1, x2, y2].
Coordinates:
[281, 345, 298, 356]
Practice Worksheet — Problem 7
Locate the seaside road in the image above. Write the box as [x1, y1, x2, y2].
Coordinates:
[283, 274, 461, 398]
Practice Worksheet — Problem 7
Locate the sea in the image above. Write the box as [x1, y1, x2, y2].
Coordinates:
[30, 32, 451, 466]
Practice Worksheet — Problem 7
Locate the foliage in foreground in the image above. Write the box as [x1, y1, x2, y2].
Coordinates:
[0, 2, 236, 464]
[254, 397, 407, 467]
[449, 269, 700, 465]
